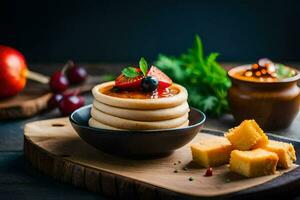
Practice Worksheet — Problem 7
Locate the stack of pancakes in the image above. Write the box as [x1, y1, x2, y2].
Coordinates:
[89, 81, 190, 130]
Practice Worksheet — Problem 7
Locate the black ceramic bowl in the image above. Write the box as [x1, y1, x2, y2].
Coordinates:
[70, 105, 206, 157]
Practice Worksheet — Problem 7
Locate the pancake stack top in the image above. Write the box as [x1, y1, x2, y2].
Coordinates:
[89, 81, 189, 130]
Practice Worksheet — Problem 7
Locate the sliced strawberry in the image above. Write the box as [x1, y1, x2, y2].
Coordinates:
[115, 68, 144, 89]
[147, 65, 172, 89]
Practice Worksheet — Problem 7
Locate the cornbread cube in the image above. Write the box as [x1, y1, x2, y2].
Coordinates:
[250, 120, 269, 148]
[229, 149, 278, 177]
[252, 133, 269, 149]
[191, 137, 233, 167]
[262, 140, 296, 169]
[225, 120, 268, 150]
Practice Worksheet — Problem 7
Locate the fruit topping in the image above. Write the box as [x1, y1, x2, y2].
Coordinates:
[147, 65, 172, 89]
[115, 67, 143, 90]
[115, 57, 172, 91]
[112, 86, 122, 93]
[141, 76, 158, 92]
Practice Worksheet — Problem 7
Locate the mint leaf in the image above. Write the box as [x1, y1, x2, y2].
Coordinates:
[122, 67, 141, 78]
[139, 57, 148, 76]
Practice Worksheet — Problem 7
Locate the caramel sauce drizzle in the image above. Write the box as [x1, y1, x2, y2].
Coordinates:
[101, 85, 179, 99]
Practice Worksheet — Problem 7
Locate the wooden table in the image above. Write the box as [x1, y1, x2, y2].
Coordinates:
[0, 63, 299, 199]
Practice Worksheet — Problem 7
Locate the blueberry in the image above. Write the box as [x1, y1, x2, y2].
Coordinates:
[141, 76, 158, 92]
[112, 86, 122, 93]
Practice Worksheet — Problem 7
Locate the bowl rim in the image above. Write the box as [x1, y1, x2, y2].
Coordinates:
[69, 104, 206, 134]
[228, 64, 300, 84]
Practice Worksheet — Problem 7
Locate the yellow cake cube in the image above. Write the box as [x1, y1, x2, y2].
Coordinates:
[250, 120, 269, 148]
[262, 140, 296, 169]
[191, 136, 233, 167]
[225, 120, 268, 150]
[229, 149, 279, 177]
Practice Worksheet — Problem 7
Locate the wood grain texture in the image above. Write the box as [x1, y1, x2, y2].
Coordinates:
[0, 80, 51, 120]
[0, 76, 104, 120]
[23, 118, 297, 199]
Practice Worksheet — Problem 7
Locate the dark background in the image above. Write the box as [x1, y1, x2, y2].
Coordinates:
[1, 0, 300, 63]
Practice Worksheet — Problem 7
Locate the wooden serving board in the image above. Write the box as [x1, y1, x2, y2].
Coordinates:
[0, 80, 51, 120]
[0, 76, 103, 120]
[23, 118, 300, 199]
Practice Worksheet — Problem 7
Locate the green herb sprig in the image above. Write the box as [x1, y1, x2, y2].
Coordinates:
[139, 57, 148, 76]
[122, 67, 141, 78]
[155, 35, 231, 116]
[122, 57, 148, 78]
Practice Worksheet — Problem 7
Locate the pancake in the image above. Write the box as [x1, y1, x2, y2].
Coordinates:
[88, 118, 120, 130]
[92, 81, 188, 110]
[90, 106, 189, 130]
[93, 100, 190, 121]
[89, 117, 190, 130]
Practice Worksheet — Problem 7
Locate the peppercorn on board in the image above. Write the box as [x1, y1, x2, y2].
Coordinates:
[24, 118, 300, 199]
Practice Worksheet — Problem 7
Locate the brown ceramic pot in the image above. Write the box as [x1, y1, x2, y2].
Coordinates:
[228, 65, 300, 131]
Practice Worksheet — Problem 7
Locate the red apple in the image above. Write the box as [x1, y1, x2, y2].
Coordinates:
[0, 45, 27, 98]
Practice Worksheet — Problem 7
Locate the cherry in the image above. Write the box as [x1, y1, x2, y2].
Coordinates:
[59, 94, 85, 116]
[67, 64, 87, 84]
[47, 93, 63, 109]
[49, 71, 69, 92]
